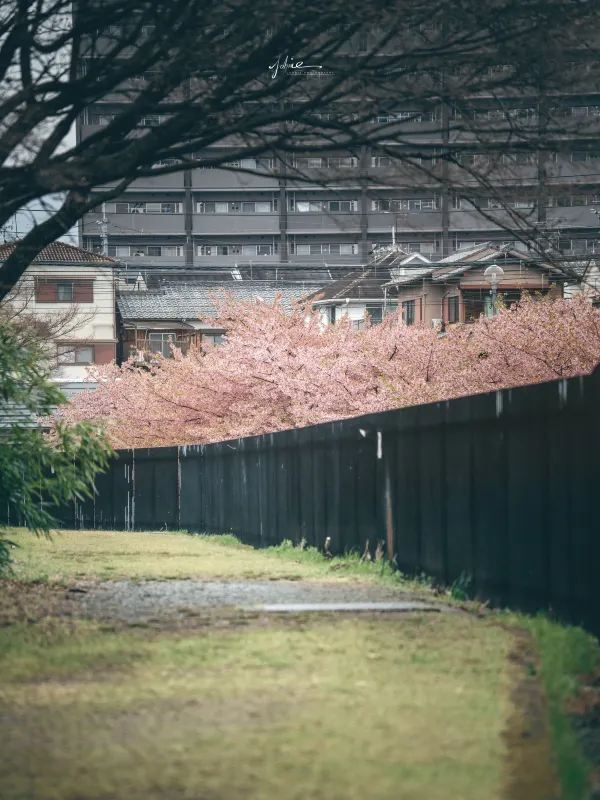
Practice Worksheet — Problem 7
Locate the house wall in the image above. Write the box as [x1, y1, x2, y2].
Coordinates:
[122, 327, 200, 360]
[394, 283, 446, 326]
[9, 262, 117, 386]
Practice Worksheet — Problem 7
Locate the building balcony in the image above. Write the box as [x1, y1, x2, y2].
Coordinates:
[367, 212, 443, 233]
[287, 213, 361, 233]
[192, 215, 280, 234]
[191, 168, 279, 190]
[82, 213, 186, 237]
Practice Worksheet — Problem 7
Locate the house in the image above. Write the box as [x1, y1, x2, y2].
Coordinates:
[116, 280, 321, 360]
[306, 247, 433, 328]
[0, 241, 119, 395]
[383, 243, 565, 326]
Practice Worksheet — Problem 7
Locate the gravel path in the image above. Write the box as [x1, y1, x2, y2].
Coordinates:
[68, 579, 443, 624]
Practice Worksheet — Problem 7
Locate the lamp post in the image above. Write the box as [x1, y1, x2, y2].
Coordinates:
[483, 263, 504, 316]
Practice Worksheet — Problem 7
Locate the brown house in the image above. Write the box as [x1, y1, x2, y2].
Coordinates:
[116, 280, 321, 361]
[383, 243, 565, 326]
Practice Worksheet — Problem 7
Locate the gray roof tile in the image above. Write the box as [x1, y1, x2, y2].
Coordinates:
[117, 281, 320, 321]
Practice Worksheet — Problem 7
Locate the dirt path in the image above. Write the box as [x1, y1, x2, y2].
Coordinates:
[65, 578, 443, 624]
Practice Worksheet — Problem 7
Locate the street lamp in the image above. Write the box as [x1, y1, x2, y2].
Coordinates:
[483, 263, 504, 316]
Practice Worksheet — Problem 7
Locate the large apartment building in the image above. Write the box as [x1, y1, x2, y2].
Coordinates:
[77, 26, 600, 271]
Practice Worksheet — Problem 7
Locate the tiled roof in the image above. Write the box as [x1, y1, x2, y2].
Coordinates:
[304, 269, 396, 302]
[0, 241, 116, 265]
[117, 281, 320, 321]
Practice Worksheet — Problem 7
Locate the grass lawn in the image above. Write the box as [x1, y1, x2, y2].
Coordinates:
[7, 527, 406, 584]
[0, 529, 598, 800]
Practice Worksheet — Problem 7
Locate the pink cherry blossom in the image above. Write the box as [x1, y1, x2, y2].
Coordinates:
[59, 295, 600, 448]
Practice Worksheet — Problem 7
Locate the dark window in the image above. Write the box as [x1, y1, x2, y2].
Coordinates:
[57, 281, 74, 302]
[402, 299, 415, 325]
[148, 332, 177, 357]
[366, 304, 383, 324]
[35, 279, 93, 303]
[57, 344, 95, 364]
[448, 295, 460, 323]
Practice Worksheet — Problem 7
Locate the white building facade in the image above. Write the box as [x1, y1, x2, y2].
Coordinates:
[0, 242, 118, 395]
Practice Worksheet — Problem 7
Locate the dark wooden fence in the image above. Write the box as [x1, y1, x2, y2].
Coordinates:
[57, 368, 599, 631]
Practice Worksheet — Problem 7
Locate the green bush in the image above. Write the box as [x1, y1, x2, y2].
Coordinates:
[0, 321, 111, 572]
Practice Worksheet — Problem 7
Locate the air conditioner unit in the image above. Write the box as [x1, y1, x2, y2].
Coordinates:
[431, 318, 443, 328]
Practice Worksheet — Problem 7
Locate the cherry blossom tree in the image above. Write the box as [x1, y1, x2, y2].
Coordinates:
[59, 296, 600, 448]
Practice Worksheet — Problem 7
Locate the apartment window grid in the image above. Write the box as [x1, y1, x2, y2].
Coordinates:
[288, 197, 358, 213]
[561, 239, 600, 254]
[112, 202, 183, 214]
[196, 199, 278, 214]
[291, 243, 358, 255]
[138, 114, 169, 127]
[548, 193, 600, 207]
[372, 197, 440, 212]
[292, 156, 358, 170]
[197, 243, 278, 256]
[568, 105, 600, 117]
[108, 245, 184, 257]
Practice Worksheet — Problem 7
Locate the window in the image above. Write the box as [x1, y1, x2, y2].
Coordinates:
[294, 200, 324, 213]
[215, 202, 229, 213]
[57, 344, 94, 364]
[114, 202, 182, 214]
[366, 304, 383, 324]
[148, 332, 176, 358]
[203, 333, 225, 346]
[371, 198, 438, 212]
[120, 245, 184, 257]
[402, 299, 415, 326]
[371, 156, 392, 168]
[88, 112, 116, 125]
[448, 295, 460, 324]
[257, 244, 272, 255]
[328, 200, 357, 212]
[138, 114, 168, 127]
[293, 157, 324, 170]
[57, 281, 74, 302]
[571, 151, 600, 162]
[197, 201, 215, 213]
[326, 156, 358, 168]
[35, 279, 93, 303]
[569, 106, 600, 117]
[293, 243, 357, 255]
[162, 245, 183, 256]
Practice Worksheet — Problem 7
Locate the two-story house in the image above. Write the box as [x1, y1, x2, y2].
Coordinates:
[383, 243, 565, 326]
[0, 241, 119, 395]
